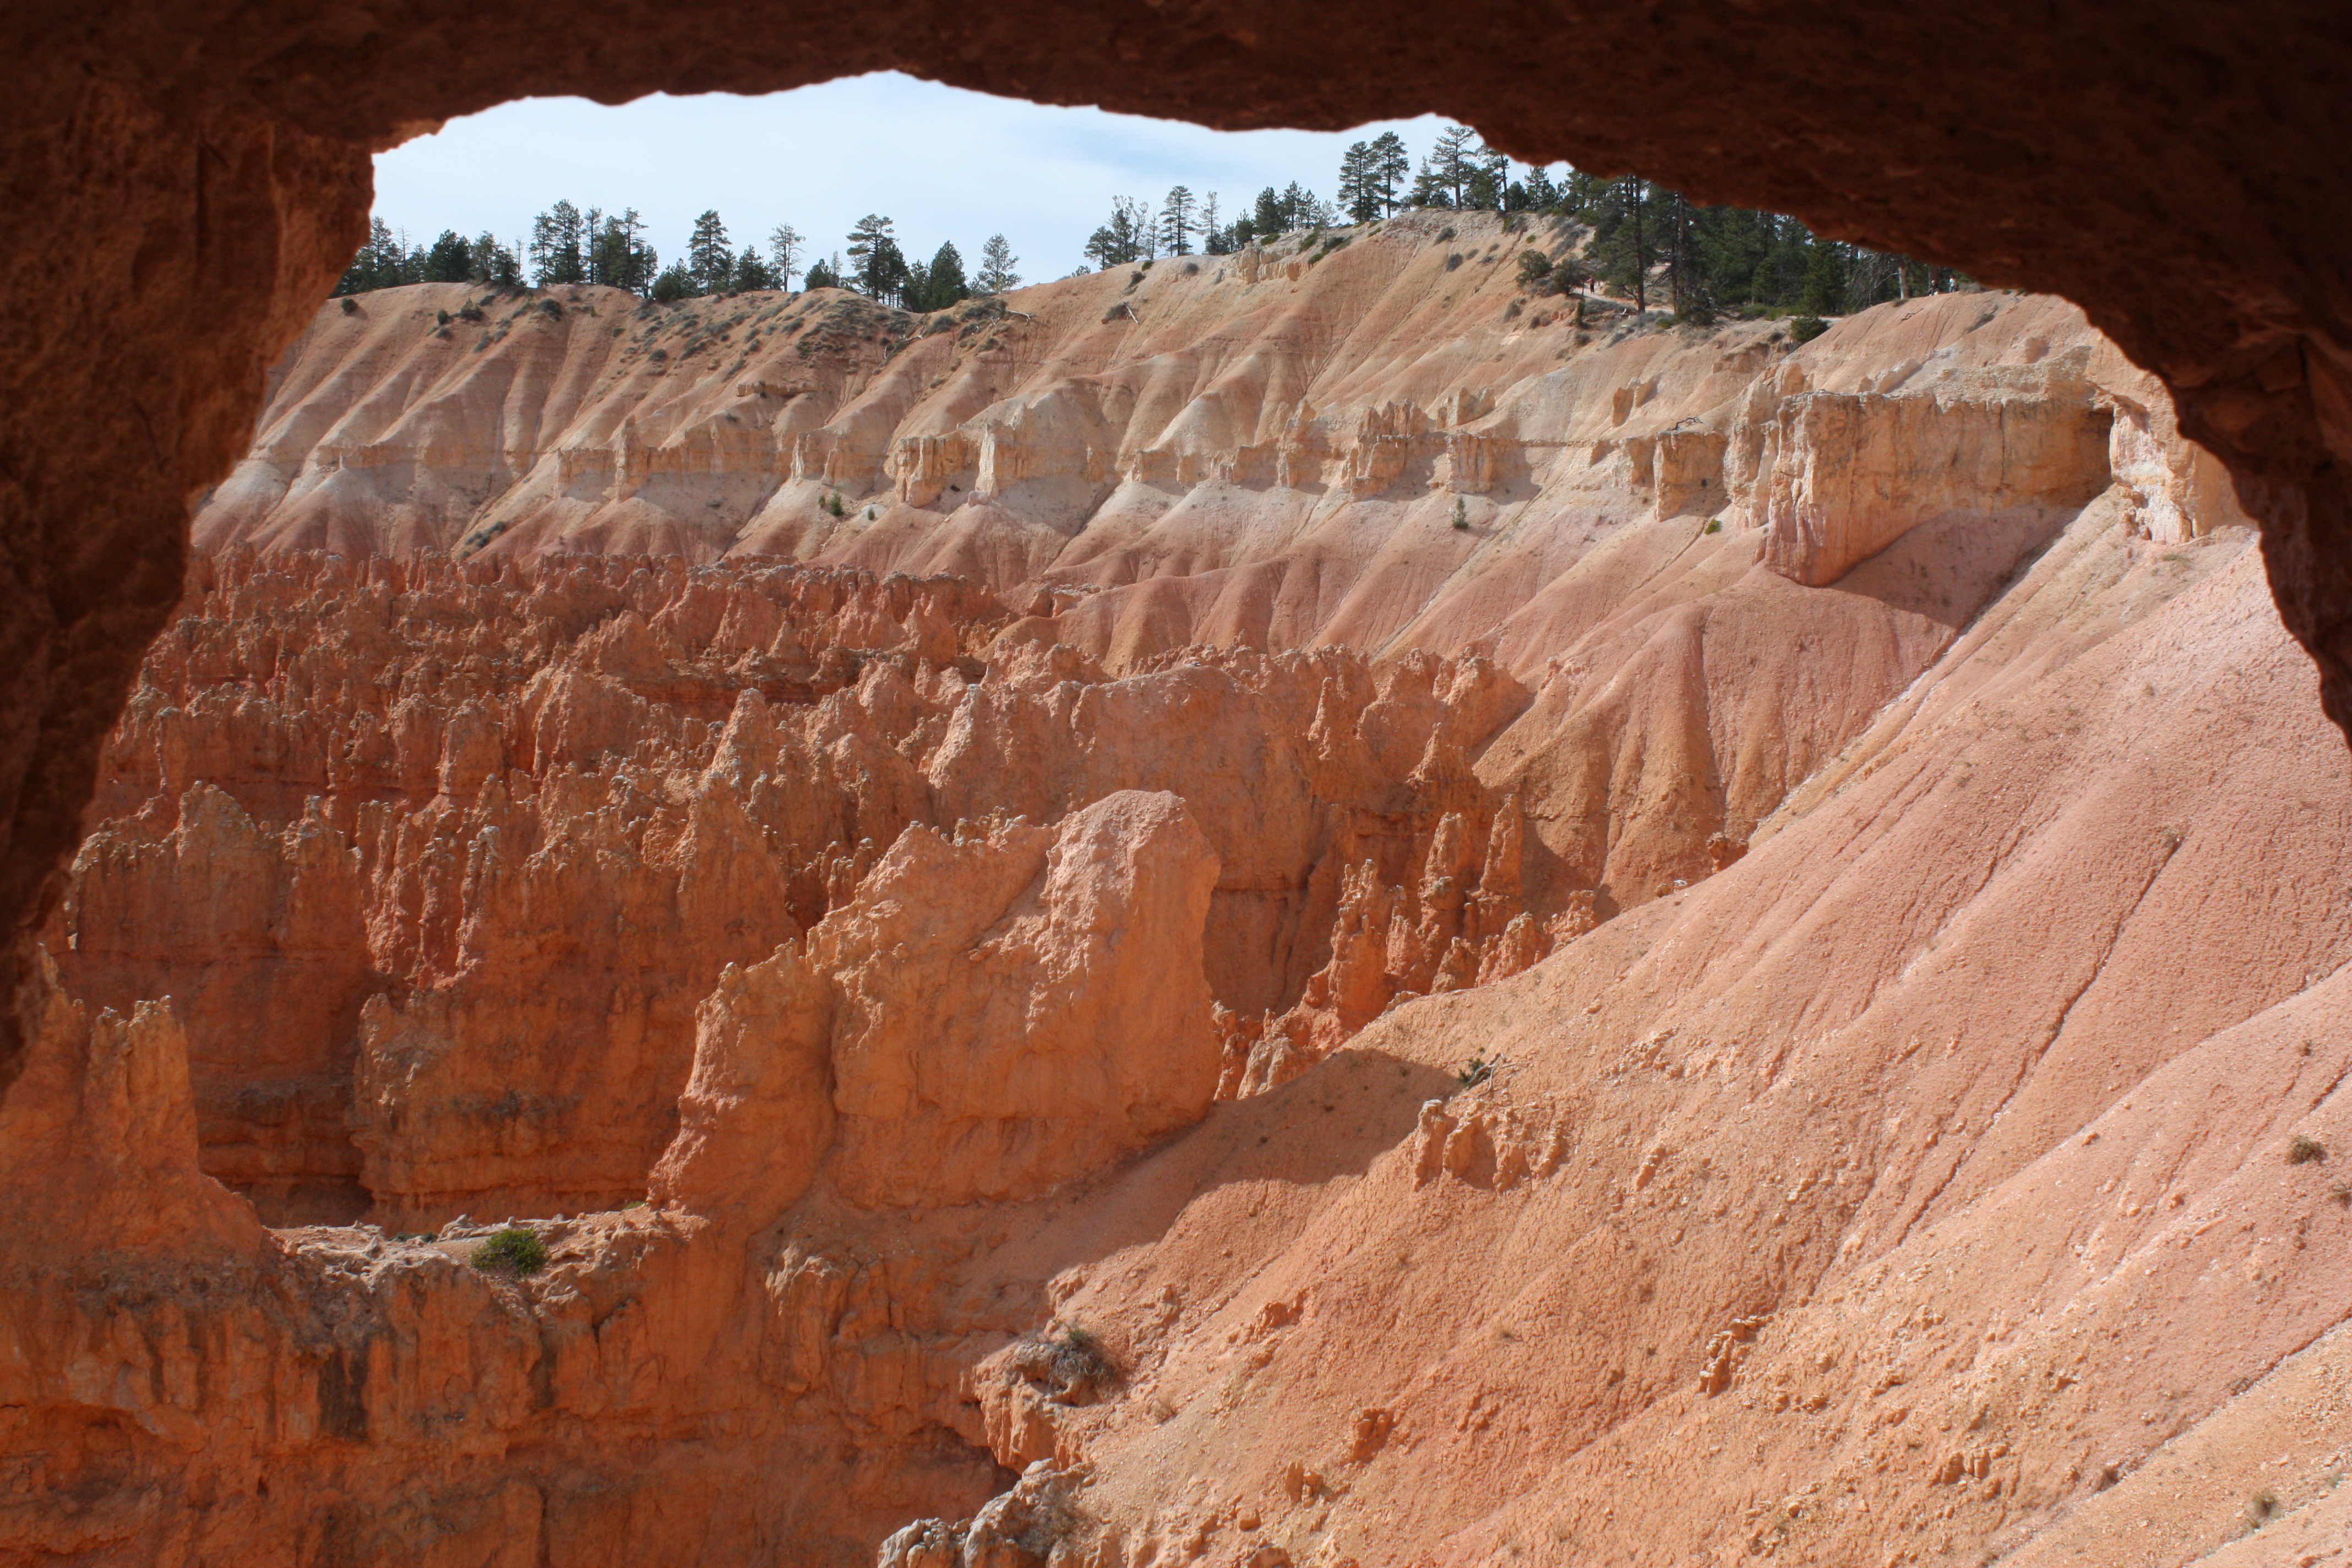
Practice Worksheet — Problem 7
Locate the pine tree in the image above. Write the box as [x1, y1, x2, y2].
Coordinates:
[805, 254, 842, 291]
[1250, 187, 1286, 238]
[584, 209, 654, 292]
[975, 234, 1021, 295]
[1567, 169, 1611, 216]
[733, 244, 778, 292]
[529, 201, 587, 286]
[1664, 189, 1715, 323]
[1801, 236, 1847, 317]
[1340, 141, 1381, 224]
[1159, 186, 1197, 256]
[422, 230, 473, 283]
[335, 217, 408, 295]
[1627, 179, 1649, 314]
[857, 234, 910, 303]
[769, 224, 803, 291]
[687, 210, 733, 295]
[1411, 126, 1479, 209]
[471, 231, 521, 287]
[1084, 197, 1152, 268]
[1588, 176, 1653, 313]
[1463, 136, 1509, 211]
[1200, 194, 1229, 255]
[1369, 132, 1410, 216]
[846, 215, 895, 281]
[917, 241, 968, 308]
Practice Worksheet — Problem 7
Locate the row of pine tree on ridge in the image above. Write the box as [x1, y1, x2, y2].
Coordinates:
[336, 124, 1963, 323]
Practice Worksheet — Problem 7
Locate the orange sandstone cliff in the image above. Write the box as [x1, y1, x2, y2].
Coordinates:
[10, 227, 2345, 1568]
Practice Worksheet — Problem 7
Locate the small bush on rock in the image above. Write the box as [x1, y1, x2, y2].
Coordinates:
[1012, 1322, 1121, 1404]
[470, 1227, 548, 1275]
[2286, 1134, 2328, 1165]
[1790, 315, 1830, 343]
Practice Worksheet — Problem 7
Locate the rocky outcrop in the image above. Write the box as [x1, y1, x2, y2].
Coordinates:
[1723, 349, 2116, 585]
[48, 548, 1570, 1227]
[194, 256, 2195, 685]
[656, 790, 1222, 1216]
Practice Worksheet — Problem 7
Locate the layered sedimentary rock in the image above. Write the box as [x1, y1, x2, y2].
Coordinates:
[197, 264, 2241, 916]
[204, 243, 2160, 660]
[51, 547, 1570, 1227]
[15, 264, 2344, 1568]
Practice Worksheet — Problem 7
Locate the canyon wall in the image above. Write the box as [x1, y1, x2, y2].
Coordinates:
[13, 265, 2345, 1568]
[48, 548, 1557, 1228]
[202, 215, 2181, 655]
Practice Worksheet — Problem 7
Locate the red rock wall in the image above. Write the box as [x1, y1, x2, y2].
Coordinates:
[48, 548, 1565, 1227]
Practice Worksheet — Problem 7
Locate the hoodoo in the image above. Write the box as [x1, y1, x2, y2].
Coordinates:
[5, 0, 2352, 1556]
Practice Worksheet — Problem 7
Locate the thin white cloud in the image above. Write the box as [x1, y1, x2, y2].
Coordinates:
[370, 74, 1455, 281]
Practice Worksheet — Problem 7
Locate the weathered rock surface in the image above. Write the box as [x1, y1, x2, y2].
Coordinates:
[49, 548, 1570, 1227]
[203, 258, 2215, 681]
[12, 274, 2345, 1568]
[657, 790, 1222, 1216]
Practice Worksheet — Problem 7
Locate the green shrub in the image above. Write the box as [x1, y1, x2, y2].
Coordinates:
[1705, 518, 1723, 535]
[339, 297, 359, 315]
[1457, 1057, 1494, 1088]
[1451, 497, 1469, 531]
[2286, 1134, 2328, 1165]
[470, 1227, 548, 1275]
[1790, 315, 1830, 344]
[1436, 225, 1457, 243]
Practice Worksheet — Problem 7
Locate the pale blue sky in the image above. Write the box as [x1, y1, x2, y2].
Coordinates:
[371, 74, 1460, 284]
